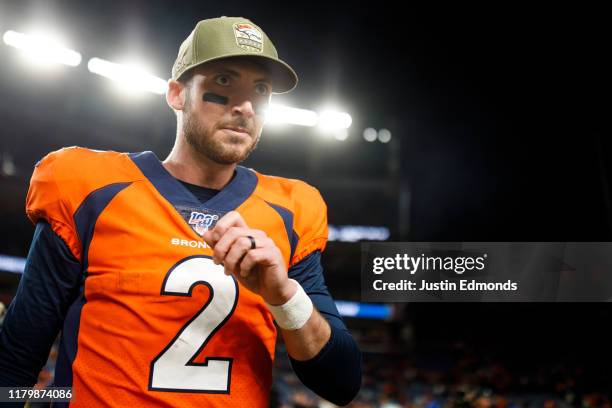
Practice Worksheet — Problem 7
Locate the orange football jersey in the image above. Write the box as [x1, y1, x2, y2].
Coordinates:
[25, 147, 328, 407]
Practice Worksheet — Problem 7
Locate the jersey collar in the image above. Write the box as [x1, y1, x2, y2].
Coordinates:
[128, 151, 258, 212]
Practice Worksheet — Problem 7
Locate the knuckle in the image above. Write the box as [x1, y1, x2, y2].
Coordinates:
[240, 257, 252, 269]
[213, 245, 224, 258]
[214, 243, 227, 256]
[225, 256, 236, 268]
[241, 236, 252, 249]
[223, 211, 237, 221]
[212, 225, 226, 237]
[229, 211, 245, 224]
[245, 251, 257, 263]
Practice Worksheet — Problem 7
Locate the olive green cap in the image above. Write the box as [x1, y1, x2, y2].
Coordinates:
[172, 17, 298, 94]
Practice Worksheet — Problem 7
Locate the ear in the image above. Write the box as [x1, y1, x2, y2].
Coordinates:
[166, 79, 187, 111]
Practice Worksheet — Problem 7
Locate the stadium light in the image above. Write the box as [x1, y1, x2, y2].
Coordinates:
[2, 30, 81, 67]
[378, 128, 392, 143]
[87, 58, 167, 95]
[363, 127, 377, 142]
[0, 254, 26, 274]
[265, 104, 353, 142]
[328, 225, 390, 242]
[1, 153, 16, 176]
[264, 104, 319, 127]
[318, 110, 352, 131]
[335, 301, 392, 320]
[333, 129, 349, 141]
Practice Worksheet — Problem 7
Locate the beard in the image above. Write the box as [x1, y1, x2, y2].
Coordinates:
[182, 109, 260, 165]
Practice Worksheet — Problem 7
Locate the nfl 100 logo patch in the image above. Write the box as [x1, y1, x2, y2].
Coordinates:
[188, 211, 220, 236]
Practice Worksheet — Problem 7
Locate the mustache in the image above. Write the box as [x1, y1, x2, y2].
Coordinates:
[219, 119, 253, 133]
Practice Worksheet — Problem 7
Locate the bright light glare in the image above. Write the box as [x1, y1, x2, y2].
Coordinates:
[378, 128, 392, 143]
[363, 127, 377, 142]
[2, 30, 81, 67]
[318, 111, 352, 130]
[328, 225, 390, 242]
[264, 104, 319, 127]
[87, 58, 167, 95]
[333, 129, 349, 141]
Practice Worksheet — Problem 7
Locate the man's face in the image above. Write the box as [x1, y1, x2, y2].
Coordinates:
[180, 59, 272, 165]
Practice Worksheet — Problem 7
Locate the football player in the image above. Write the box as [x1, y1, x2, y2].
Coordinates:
[0, 17, 361, 407]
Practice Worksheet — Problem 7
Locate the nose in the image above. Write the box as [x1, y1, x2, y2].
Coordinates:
[232, 98, 256, 119]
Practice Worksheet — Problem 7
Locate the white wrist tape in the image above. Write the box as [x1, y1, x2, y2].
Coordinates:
[266, 279, 313, 330]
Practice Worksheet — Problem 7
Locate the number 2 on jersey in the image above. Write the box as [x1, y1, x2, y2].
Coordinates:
[149, 256, 238, 393]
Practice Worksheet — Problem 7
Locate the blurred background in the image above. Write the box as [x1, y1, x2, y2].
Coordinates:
[0, 1, 610, 407]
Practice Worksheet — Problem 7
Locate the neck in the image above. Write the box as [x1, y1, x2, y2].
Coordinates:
[162, 144, 236, 190]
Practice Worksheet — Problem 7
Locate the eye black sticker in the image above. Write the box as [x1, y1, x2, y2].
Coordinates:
[203, 92, 229, 105]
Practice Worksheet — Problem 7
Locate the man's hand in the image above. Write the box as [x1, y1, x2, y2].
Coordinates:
[202, 211, 296, 305]
[204, 212, 332, 362]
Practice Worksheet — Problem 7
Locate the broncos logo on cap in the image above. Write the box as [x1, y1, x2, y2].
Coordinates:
[233, 23, 263, 52]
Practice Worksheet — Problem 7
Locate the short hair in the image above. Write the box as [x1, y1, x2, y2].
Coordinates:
[177, 69, 195, 86]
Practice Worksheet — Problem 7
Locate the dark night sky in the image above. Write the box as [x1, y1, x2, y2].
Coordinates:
[0, 1, 609, 249]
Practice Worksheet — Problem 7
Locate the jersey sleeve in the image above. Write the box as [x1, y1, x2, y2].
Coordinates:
[287, 252, 362, 405]
[288, 251, 345, 330]
[25, 149, 82, 261]
[0, 221, 83, 389]
[291, 181, 328, 265]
